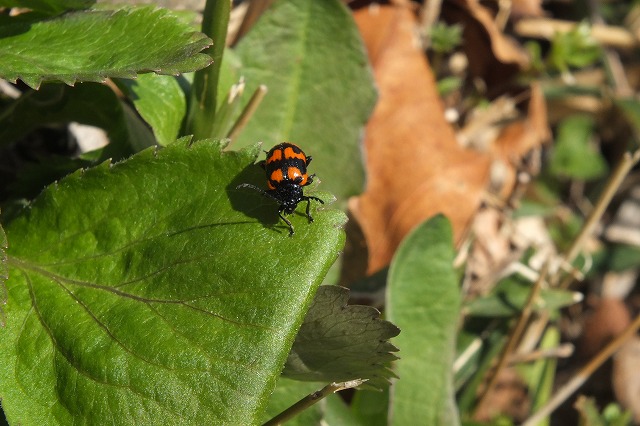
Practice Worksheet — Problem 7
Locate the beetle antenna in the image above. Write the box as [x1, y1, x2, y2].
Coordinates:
[236, 183, 279, 202]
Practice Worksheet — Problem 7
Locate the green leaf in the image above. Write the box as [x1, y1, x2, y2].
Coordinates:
[0, 0, 94, 14]
[0, 223, 7, 327]
[0, 83, 155, 159]
[387, 215, 461, 426]
[524, 326, 559, 426]
[0, 7, 213, 89]
[463, 276, 581, 317]
[429, 22, 463, 54]
[261, 378, 324, 425]
[615, 97, 640, 145]
[233, 0, 376, 202]
[457, 327, 506, 414]
[549, 21, 601, 73]
[116, 74, 186, 146]
[601, 244, 640, 272]
[323, 390, 364, 426]
[0, 140, 346, 425]
[282, 285, 399, 390]
[550, 115, 608, 180]
[350, 388, 389, 426]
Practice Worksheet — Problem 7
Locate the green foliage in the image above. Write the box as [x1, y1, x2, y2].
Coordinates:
[115, 74, 186, 146]
[0, 0, 392, 423]
[0, 140, 346, 424]
[599, 244, 640, 272]
[429, 22, 463, 54]
[575, 396, 634, 426]
[0, 223, 6, 326]
[386, 215, 461, 426]
[549, 22, 602, 74]
[350, 388, 389, 426]
[615, 97, 640, 146]
[524, 327, 559, 423]
[261, 378, 363, 426]
[550, 115, 608, 180]
[283, 285, 399, 390]
[0, 7, 213, 89]
[463, 277, 580, 317]
[233, 0, 377, 202]
[437, 76, 464, 96]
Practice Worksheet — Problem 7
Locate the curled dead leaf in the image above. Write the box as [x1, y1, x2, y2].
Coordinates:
[351, 4, 491, 273]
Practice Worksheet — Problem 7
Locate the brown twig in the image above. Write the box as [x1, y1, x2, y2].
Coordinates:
[226, 84, 268, 142]
[560, 149, 640, 288]
[508, 343, 574, 365]
[474, 262, 550, 414]
[521, 313, 640, 426]
[262, 380, 367, 426]
[229, 0, 275, 46]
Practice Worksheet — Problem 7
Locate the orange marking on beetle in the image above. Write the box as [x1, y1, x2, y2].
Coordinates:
[287, 167, 304, 182]
[270, 169, 284, 183]
[267, 181, 276, 190]
[284, 147, 306, 161]
[267, 149, 283, 163]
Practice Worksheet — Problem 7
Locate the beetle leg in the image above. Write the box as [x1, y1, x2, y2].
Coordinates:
[304, 196, 324, 223]
[279, 210, 295, 236]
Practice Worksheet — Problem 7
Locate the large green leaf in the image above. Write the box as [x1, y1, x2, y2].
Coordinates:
[386, 215, 461, 426]
[0, 7, 212, 89]
[233, 0, 376, 201]
[0, 140, 345, 425]
[283, 285, 399, 390]
[116, 74, 186, 146]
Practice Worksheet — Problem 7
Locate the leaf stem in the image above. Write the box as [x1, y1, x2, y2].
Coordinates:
[185, 0, 231, 139]
[261, 380, 366, 426]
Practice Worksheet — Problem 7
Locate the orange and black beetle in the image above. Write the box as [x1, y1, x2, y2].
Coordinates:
[237, 142, 324, 236]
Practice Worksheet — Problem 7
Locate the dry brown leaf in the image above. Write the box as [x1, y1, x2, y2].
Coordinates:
[351, 4, 491, 274]
[491, 83, 550, 197]
[494, 84, 550, 159]
[442, 0, 529, 89]
[511, 0, 546, 19]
